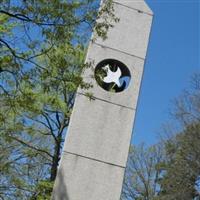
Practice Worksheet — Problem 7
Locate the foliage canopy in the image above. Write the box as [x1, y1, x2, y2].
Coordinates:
[0, 0, 118, 199]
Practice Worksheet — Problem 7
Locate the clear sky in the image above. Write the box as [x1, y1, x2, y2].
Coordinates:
[131, 0, 199, 145]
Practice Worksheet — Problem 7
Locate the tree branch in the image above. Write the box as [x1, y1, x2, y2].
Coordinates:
[8, 135, 53, 159]
[0, 38, 47, 71]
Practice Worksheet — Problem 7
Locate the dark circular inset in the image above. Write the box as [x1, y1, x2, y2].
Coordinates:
[94, 59, 131, 93]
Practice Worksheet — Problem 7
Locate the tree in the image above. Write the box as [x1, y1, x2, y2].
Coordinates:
[158, 73, 200, 200]
[0, 0, 118, 199]
[121, 73, 200, 200]
[158, 123, 200, 200]
[121, 143, 165, 200]
[170, 72, 200, 126]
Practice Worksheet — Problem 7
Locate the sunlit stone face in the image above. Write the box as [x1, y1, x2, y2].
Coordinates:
[94, 59, 131, 93]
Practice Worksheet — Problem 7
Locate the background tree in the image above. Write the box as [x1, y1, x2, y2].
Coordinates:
[158, 73, 200, 200]
[158, 123, 200, 200]
[170, 73, 200, 126]
[0, 0, 118, 199]
[121, 143, 165, 200]
[121, 73, 200, 200]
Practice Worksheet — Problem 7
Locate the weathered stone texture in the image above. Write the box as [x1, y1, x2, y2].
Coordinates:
[52, 153, 125, 200]
[63, 94, 135, 167]
[96, 2, 153, 58]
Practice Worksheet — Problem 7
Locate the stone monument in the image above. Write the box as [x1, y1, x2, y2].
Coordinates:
[52, 0, 153, 199]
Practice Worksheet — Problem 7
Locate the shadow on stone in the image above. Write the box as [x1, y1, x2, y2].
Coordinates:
[52, 168, 69, 200]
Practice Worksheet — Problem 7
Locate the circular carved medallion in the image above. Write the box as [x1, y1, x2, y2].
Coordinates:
[94, 59, 131, 93]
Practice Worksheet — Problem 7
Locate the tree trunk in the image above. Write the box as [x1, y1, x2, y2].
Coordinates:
[50, 140, 61, 181]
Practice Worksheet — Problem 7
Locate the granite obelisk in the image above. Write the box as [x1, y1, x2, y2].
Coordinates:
[52, 1, 153, 199]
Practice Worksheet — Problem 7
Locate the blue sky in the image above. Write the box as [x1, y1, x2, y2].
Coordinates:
[131, 0, 199, 145]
